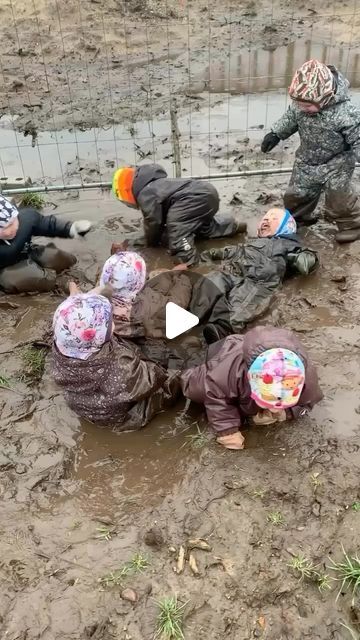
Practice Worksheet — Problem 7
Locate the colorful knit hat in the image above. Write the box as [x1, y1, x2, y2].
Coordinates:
[257, 208, 297, 238]
[112, 167, 136, 205]
[248, 348, 305, 410]
[0, 195, 19, 229]
[289, 59, 335, 108]
[53, 293, 113, 360]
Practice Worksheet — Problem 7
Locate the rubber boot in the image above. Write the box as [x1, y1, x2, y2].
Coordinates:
[284, 187, 321, 226]
[325, 189, 360, 243]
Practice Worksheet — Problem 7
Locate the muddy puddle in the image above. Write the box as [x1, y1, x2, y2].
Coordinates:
[1, 17, 360, 639]
[3, 36, 360, 185]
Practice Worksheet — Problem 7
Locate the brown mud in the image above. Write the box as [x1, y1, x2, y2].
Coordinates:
[0, 1, 360, 639]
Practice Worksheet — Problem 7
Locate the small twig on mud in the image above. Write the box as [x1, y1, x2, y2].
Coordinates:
[196, 489, 231, 511]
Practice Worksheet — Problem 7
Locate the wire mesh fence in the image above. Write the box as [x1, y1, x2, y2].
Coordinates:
[0, 0, 359, 193]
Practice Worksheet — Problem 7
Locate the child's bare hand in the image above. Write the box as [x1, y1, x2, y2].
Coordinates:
[111, 240, 129, 255]
[217, 431, 245, 450]
[69, 281, 81, 296]
[172, 263, 188, 271]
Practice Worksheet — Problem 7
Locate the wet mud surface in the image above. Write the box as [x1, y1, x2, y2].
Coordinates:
[1, 179, 360, 639]
[0, 0, 360, 638]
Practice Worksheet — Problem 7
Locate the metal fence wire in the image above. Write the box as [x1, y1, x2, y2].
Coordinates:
[0, 0, 359, 194]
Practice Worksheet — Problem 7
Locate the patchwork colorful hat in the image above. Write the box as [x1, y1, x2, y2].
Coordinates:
[248, 348, 305, 410]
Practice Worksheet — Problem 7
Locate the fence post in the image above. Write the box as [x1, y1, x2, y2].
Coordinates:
[170, 99, 181, 178]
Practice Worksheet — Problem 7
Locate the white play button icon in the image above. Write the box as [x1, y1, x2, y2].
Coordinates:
[165, 302, 199, 340]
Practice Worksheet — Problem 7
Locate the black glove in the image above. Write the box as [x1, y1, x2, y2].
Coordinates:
[261, 132, 280, 153]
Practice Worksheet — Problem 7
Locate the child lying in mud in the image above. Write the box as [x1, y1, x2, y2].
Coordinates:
[181, 325, 323, 450]
[112, 163, 245, 265]
[191, 207, 319, 344]
[100, 249, 192, 339]
[51, 289, 179, 430]
[0, 195, 92, 293]
[99, 248, 194, 367]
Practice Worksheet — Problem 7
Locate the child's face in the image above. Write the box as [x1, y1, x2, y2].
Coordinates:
[295, 100, 320, 115]
[0, 217, 19, 240]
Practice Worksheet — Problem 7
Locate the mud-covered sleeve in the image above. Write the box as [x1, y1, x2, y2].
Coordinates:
[340, 102, 360, 160]
[271, 105, 299, 140]
[0, 208, 70, 268]
[200, 245, 238, 261]
[168, 273, 192, 309]
[27, 208, 72, 238]
[203, 376, 242, 436]
[286, 248, 319, 275]
[288, 360, 323, 419]
[115, 343, 167, 402]
[136, 189, 164, 246]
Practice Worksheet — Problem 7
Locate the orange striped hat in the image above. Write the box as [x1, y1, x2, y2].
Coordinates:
[112, 167, 137, 206]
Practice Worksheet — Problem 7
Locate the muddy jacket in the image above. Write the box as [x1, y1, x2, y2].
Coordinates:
[201, 234, 318, 281]
[0, 207, 72, 269]
[52, 338, 177, 430]
[181, 326, 323, 436]
[272, 68, 360, 166]
[192, 235, 319, 333]
[132, 164, 219, 263]
[113, 271, 192, 339]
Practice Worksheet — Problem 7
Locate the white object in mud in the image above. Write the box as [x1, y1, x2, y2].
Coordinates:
[165, 302, 199, 340]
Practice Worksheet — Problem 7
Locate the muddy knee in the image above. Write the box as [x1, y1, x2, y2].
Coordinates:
[0, 259, 57, 293]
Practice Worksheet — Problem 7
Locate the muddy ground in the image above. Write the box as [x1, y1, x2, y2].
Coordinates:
[0, 0, 360, 639]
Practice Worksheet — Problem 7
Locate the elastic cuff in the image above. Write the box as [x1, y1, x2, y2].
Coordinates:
[214, 426, 239, 437]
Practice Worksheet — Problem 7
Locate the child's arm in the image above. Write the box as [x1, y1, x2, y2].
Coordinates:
[136, 191, 163, 246]
[262, 105, 298, 152]
[340, 102, 360, 160]
[115, 340, 167, 402]
[31, 210, 92, 239]
[168, 273, 192, 309]
[200, 245, 239, 262]
[286, 248, 319, 275]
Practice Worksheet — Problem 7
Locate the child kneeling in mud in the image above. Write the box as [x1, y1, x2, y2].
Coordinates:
[0, 195, 92, 293]
[112, 164, 245, 265]
[181, 325, 323, 450]
[191, 207, 318, 344]
[51, 289, 179, 430]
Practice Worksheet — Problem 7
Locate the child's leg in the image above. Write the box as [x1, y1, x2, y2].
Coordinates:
[284, 161, 322, 225]
[198, 213, 243, 239]
[0, 258, 57, 293]
[30, 243, 77, 273]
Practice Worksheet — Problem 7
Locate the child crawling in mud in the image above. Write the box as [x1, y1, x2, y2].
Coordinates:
[111, 163, 245, 266]
[0, 195, 92, 293]
[181, 325, 323, 450]
[51, 288, 180, 430]
[191, 207, 319, 344]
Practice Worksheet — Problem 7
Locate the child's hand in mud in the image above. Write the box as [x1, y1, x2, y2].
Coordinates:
[111, 240, 129, 255]
[172, 263, 188, 271]
[217, 431, 245, 450]
[69, 281, 81, 296]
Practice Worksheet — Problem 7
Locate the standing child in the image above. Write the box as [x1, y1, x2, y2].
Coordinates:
[181, 325, 323, 450]
[112, 164, 245, 265]
[51, 291, 179, 430]
[261, 59, 360, 241]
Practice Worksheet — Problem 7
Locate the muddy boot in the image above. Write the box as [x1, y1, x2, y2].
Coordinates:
[325, 189, 360, 243]
[30, 243, 77, 273]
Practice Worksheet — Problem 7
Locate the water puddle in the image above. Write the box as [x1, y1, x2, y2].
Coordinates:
[189, 39, 360, 94]
[2, 38, 360, 185]
[70, 405, 201, 516]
